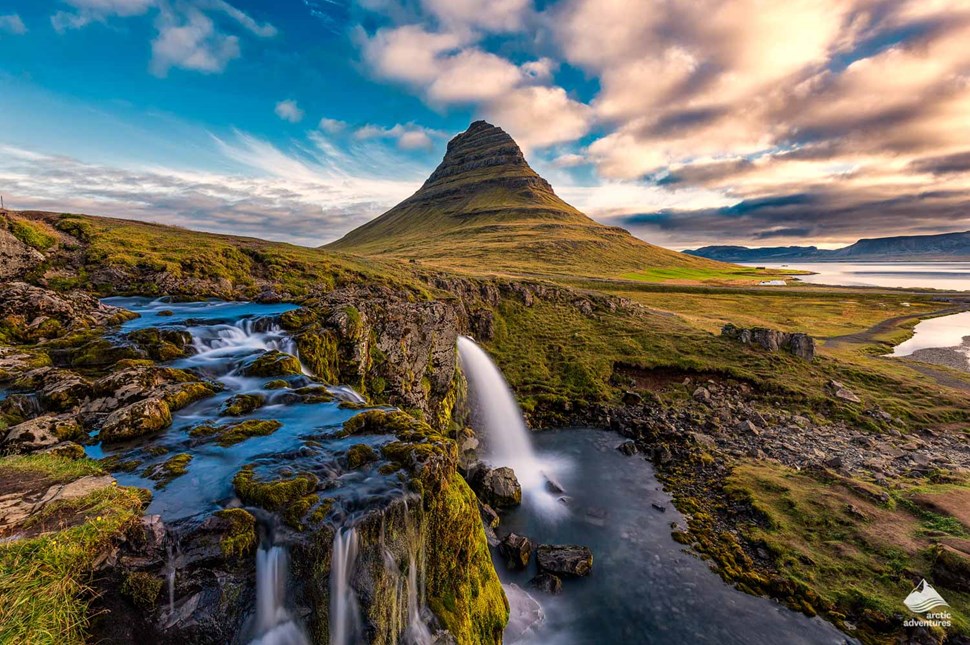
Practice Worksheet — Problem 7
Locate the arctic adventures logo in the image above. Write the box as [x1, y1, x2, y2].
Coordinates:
[903, 580, 952, 628]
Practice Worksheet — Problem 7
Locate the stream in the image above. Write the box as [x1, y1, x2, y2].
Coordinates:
[491, 429, 855, 645]
[83, 298, 855, 644]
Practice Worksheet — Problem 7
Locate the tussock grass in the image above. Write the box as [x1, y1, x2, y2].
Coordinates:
[0, 456, 145, 644]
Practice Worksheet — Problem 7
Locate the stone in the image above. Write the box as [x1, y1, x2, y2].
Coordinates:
[829, 380, 862, 404]
[479, 502, 500, 529]
[692, 386, 712, 404]
[471, 465, 522, 508]
[0, 221, 45, 280]
[100, 397, 172, 442]
[536, 544, 593, 577]
[528, 572, 563, 595]
[721, 323, 815, 360]
[499, 532, 532, 570]
[241, 350, 302, 377]
[3, 415, 83, 453]
[617, 439, 638, 455]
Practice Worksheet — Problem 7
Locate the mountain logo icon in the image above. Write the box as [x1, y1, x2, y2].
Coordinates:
[904, 579, 950, 614]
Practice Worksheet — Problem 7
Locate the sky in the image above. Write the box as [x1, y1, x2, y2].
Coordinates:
[1, 0, 969, 250]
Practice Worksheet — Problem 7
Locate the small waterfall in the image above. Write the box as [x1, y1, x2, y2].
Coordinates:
[457, 336, 567, 516]
[403, 555, 433, 645]
[250, 543, 309, 645]
[456, 337, 540, 481]
[330, 528, 362, 645]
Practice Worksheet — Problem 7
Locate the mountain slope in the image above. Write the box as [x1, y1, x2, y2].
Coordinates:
[326, 121, 728, 277]
[687, 231, 970, 262]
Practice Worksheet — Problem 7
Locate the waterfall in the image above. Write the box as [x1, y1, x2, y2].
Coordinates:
[250, 544, 309, 645]
[457, 336, 567, 516]
[403, 554, 433, 645]
[456, 337, 540, 482]
[330, 528, 362, 645]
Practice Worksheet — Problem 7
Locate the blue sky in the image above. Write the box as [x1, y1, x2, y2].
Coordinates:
[1, 1, 969, 248]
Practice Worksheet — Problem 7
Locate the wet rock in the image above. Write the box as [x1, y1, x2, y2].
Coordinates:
[241, 350, 302, 377]
[479, 501, 500, 528]
[651, 503, 667, 513]
[127, 328, 193, 361]
[37, 441, 86, 459]
[220, 393, 265, 417]
[499, 532, 532, 570]
[528, 572, 563, 595]
[617, 439, 638, 455]
[39, 369, 93, 411]
[536, 544, 593, 577]
[470, 465, 522, 508]
[3, 414, 83, 453]
[100, 397, 172, 442]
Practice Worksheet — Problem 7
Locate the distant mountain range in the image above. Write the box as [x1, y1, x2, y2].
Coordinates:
[685, 231, 970, 263]
[327, 121, 726, 277]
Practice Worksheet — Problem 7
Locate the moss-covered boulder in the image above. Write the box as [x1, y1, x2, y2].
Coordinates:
[143, 453, 192, 487]
[99, 397, 172, 442]
[214, 508, 258, 559]
[345, 443, 378, 469]
[241, 350, 302, 378]
[190, 419, 282, 447]
[220, 393, 265, 417]
[126, 328, 193, 362]
[232, 465, 318, 529]
[2, 415, 84, 454]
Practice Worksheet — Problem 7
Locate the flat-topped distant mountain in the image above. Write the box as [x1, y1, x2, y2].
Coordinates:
[686, 231, 970, 263]
[326, 121, 727, 277]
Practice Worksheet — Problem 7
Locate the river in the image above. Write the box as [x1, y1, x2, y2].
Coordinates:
[494, 428, 854, 645]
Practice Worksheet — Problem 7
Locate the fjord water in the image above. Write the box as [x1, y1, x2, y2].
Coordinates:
[498, 429, 854, 645]
[750, 262, 970, 290]
[893, 311, 970, 359]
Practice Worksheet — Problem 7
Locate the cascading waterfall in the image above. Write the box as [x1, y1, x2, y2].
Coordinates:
[456, 337, 544, 484]
[250, 543, 310, 645]
[330, 528, 362, 645]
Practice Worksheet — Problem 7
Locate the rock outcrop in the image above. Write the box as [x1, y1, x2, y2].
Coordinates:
[0, 219, 45, 280]
[721, 324, 815, 360]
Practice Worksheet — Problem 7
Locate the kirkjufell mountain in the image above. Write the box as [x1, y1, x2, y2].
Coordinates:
[327, 120, 725, 276]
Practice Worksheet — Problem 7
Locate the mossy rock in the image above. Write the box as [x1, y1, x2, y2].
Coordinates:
[127, 328, 193, 361]
[122, 571, 164, 612]
[221, 393, 265, 416]
[265, 379, 289, 390]
[294, 385, 333, 404]
[99, 398, 172, 442]
[293, 329, 340, 383]
[232, 465, 318, 529]
[345, 443, 378, 469]
[242, 350, 302, 378]
[70, 339, 144, 369]
[143, 453, 192, 487]
[342, 409, 430, 437]
[163, 381, 219, 411]
[214, 508, 257, 559]
[217, 419, 282, 447]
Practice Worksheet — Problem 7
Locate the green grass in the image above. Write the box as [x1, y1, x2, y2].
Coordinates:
[620, 265, 801, 286]
[9, 218, 58, 251]
[17, 212, 431, 299]
[0, 456, 145, 644]
[725, 463, 970, 641]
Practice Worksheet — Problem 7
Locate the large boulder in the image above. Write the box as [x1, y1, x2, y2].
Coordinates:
[721, 324, 815, 361]
[536, 544, 593, 577]
[0, 281, 133, 343]
[469, 464, 522, 508]
[3, 415, 84, 454]
[99, 397, 172, 442]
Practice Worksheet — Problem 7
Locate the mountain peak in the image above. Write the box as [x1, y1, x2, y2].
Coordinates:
[421, 121, 549, 194]
[325, 121, 724, 277]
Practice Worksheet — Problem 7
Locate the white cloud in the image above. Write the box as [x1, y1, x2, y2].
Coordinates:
[483, 86, 592, 150]
[319, 118, 347, 134]
[420, 0, 531, 33]
[0, 14, 27, 35]
[52, 0, 154, 31]
[205, 0, 276, 38]
[354, 123, 438, 150]
[274, 100, 305, 123]
[0, 135, 425, 246]
[150, 7, 240, 76]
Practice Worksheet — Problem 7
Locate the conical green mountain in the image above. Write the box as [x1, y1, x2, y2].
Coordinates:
[326, 120, 728, 277]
